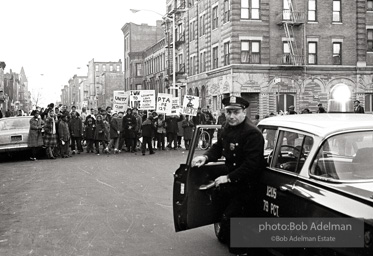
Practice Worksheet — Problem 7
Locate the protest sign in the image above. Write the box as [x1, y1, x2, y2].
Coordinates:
[113, 91, 129, 112]
[181, 95, 199, 116]
[170, 97, 180, 115]
[130, 90, 155, 110]
[156, 93, 172, 114]
[140, 90, 156, 110]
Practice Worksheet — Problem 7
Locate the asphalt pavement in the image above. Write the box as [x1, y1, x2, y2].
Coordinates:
[0, 149, 229, 256]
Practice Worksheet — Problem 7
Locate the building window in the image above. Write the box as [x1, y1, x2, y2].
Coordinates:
[224, 42, 230, 66]
[241, 41, 261, 63]
[365, 94, 373, 112]
[193, 56, 197, 74]
[212, 46, 219, 69]
[368, 30, 373, 52]
[278, 94, 295, 113]
[200, 15, 205, 36]
[103, 65, 106, 72]
[136, 63, 142, 76]
[178, 23, 183, 41]
[368, 0, 373, 11]
[241, 0, 260, 20]
[333, 0, 341, 22]
[212, 6, 218, 30]
[333, 42, 342, 65]
[224, 0, 230, 23]
[95, 65, 98, 72]
[283, 0, 291, 20]
[110, 65, 113, 72]
[190, 57, 193, 75]
[308, 0, 317, 21]
[283, 42, 291, 64]
[200, 52, 203, 72]
[308, 42, 317, 64]
[116, 65, 120, 72]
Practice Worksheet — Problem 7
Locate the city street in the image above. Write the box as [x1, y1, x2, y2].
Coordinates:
[0, 149, 228, 256]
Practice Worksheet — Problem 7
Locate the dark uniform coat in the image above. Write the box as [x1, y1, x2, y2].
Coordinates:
[204, 117, 265, 186]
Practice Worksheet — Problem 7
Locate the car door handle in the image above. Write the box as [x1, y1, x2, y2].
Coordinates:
[199, 181, 216, 190]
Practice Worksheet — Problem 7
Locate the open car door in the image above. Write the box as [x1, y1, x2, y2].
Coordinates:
[173, 125, 228, 232]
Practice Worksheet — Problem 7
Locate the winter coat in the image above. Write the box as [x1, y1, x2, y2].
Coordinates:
[58, 120, 70, 142]
[69, 116, 83, 138]
[133, 114, 142, 132]
[109, 118, 119, 139]
[103, 120, 110, 142]
[84, 124, 96, 140]
[155, 118, 166, 134]
[141, 119, 153, 137]
[177, 120, 184, 137]
[166, 116, 180, 134]
[94, 121, 106, 141]
[43, 117, 57, 147]
[182, 119, 194, 140]
[28, 117, 44, 147]
[123, 114, 137, 139]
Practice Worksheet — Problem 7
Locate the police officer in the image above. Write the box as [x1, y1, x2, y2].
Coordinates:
[191, 96, 265, 253]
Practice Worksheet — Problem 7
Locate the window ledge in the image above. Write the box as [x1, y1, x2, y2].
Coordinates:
[307, 22, 318, 24]
[332, 22, 343, 25]
[240, 19, 262, 22]
[367, 51, 373, 54]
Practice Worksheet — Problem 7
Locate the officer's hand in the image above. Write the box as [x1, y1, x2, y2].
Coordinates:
[191, 156, 207, 167]
[214, 175, 230, 187]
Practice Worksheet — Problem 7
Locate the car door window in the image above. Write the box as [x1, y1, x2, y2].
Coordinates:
[310, 131, 373, 180]
[272, 131, 314, 173]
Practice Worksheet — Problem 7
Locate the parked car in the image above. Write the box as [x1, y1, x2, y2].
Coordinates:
[173, 114, 373, 256]
[0, 116, 34, 154]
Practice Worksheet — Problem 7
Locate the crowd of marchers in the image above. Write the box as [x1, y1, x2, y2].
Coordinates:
[25, 103, 226, 161]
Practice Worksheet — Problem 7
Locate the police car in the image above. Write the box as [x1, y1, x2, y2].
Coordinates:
[173, 114, 373, 256]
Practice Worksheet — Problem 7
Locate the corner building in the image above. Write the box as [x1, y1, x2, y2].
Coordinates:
[175, 0, 373, 118]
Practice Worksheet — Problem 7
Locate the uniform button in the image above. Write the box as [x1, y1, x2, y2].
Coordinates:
[233, 163, 236, 166]
[223, 149, 225, 151]
[233, 154, 236, 157]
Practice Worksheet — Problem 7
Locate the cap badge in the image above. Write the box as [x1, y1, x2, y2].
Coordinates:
[230, 96, 236, 104]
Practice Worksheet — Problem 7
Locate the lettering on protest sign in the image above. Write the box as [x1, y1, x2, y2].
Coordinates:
[130, 90, 155, 110]
[170, 97, 180, 115]
[156, 93, 172, 113]
[181, 95, 199, 116]
[113, 91, 129, 112]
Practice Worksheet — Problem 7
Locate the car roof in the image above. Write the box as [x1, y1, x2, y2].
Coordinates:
[258, 114, 373, 137]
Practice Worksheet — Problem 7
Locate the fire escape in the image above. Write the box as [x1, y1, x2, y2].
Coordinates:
[277, 0, 305, 66]
[165, 0, 186, 89]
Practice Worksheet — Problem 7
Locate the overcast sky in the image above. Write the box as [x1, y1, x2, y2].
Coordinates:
[1, 0, 165, 107]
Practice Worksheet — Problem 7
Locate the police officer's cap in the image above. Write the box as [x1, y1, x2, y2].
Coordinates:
[222, 96, 250, 109]
[354, 100, 360, 103]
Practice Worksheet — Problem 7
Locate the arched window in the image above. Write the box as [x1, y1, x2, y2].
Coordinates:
[188, 88, 193, 95]
[194, 87, 199, 96]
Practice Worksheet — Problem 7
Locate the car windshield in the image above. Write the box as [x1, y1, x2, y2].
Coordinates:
[0, 118, 30, 131]
[310, 130, 373, 181]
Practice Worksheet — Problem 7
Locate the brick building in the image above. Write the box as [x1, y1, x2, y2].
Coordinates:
[166, 0, 373, 119]
[121, 22, 165, 91]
